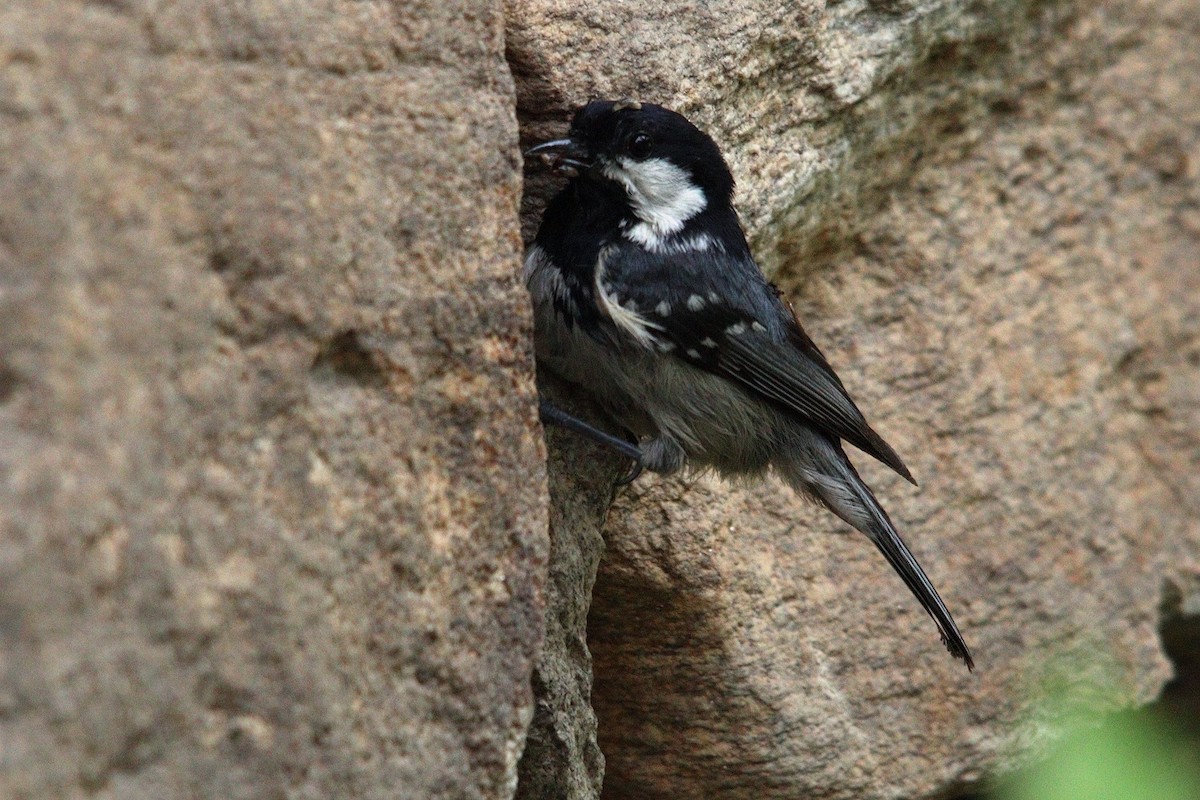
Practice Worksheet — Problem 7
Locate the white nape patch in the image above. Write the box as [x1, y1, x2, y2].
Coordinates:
[631, 231, 718, 255]
[655, 300, 671, 316]
[686, 294, 706, 311]
[595, 245, 662, 349]
[726, 321, 748, 335]
[603, 156, 707, 246]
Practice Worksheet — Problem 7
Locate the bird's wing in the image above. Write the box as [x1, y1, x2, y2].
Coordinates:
[611, 244, 915, 483]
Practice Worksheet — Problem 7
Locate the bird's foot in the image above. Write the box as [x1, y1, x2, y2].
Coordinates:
[536, 401, 688, 486]
[537, 400, 644, 482]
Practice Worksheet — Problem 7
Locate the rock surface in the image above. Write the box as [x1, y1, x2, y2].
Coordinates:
[3, 0, 1199, 799]
[513, 382, 620, 800]
[0, 2, 544, 799]
[510, 0, 1200, 798]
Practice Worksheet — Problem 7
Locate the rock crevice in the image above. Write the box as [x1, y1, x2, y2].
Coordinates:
[508, 0, 1200, 798]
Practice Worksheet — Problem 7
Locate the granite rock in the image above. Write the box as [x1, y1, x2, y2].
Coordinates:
[0, 2, 545, 799]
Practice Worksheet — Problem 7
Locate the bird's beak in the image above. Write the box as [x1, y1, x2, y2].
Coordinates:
[524, 137, 594, 177]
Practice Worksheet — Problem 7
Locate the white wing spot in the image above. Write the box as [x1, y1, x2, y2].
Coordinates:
[726, 322, 747, 335]
[686, 294, 705, 311]
[751, 321, 767, 333]
[657, 340, 676, 352]
[655, 300, 671, 316]
[686, 348, 701, 359]
[700, 337, 717, 348]
[707, 291, 720, 303]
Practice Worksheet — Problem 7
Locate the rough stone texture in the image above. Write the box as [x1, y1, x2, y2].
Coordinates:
[513, 381, 619, 800]
[4, 0, 1199, 797]
[0, 3, 545, 800]
[509, 0, 1200, 798]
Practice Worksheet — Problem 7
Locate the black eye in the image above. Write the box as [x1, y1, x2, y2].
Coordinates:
[628, 133, 653, 159]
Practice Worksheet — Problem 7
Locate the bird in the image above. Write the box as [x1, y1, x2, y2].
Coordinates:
[524, 98, 973, 670]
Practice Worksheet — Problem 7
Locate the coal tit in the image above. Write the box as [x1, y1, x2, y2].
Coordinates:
[525, 99, 973, 669]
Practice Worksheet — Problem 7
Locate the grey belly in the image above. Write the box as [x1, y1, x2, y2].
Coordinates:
[535, 307, 782, 474]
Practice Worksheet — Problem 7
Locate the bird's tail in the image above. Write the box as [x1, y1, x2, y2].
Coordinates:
[775, 434, 974, 670]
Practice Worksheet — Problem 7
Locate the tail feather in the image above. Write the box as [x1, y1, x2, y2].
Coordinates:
[779, 436, 974, 670]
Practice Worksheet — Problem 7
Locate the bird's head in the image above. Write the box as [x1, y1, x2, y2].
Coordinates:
[527, 100, 735, 241]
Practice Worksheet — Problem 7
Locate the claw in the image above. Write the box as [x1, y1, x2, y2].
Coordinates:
[614, 458, 644, 486]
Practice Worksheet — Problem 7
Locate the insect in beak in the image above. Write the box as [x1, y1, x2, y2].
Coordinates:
[524, 138, 593, 177]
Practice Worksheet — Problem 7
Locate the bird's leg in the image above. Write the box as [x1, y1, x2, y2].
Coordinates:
[537, 400, 644, 483]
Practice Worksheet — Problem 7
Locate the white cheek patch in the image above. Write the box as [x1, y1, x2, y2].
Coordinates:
[603, 156, 707, 245]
